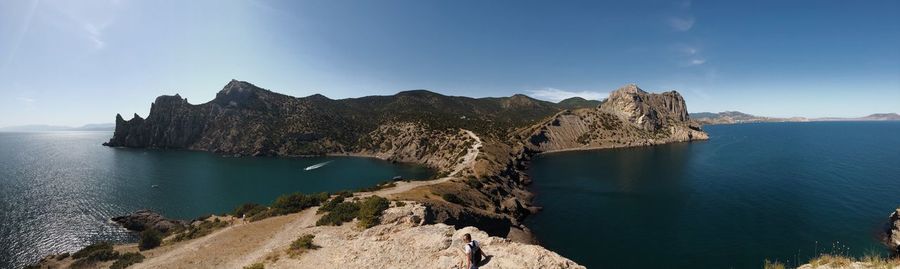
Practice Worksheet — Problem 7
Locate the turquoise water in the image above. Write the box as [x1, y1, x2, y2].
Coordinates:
[0, 132, 432, 268]
[526, 122, 900, 268]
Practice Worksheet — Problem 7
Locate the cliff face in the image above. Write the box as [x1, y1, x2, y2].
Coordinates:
[522, 84, 707, 152]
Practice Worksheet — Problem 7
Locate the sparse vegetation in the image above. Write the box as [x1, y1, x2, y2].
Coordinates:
[357, 196, 390, 229]
[232, 203, 267, 219]
[465, 178, 484, 189]
[110, 252, 145, 269]
[287, 234, 319, 258]
[71, 242, 120, 267]
[316, 195, 390, 229]
[394, 201, 406, 207]
[72, 242, 114, 259]
[138, 228, 162, 250]
[171, 218, 229, 242]
[316, 201, 360, 226]
[271, 192, 329, 215]
[243, 263, 265, 269]
[441, 193, 465, 205]
[357, 181, 396, 192]
[763, 259, 786, 269]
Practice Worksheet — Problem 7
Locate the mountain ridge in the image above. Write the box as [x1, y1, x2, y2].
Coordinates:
[691, 111, 899, 125]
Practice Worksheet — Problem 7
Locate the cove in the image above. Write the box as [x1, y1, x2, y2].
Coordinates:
[525, 122, 900, 268]
[0, 132, 433, 268]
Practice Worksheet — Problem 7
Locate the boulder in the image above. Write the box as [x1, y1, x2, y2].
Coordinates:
[112, 209, 186, 233]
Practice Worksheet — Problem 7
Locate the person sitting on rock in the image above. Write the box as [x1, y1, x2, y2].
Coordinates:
[462, 233, 484, 269]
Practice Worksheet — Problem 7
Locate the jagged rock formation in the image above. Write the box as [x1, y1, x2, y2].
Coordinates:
[519, 84, 707, 152]
[104, 80, 707, 242]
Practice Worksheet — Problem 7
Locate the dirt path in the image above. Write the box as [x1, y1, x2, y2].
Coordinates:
[450, 129, 482, 177]
[132, 208, 318, 269]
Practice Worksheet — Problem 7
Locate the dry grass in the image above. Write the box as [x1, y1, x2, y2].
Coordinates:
[808, 254, 853, 267]
[765, 259, 787, 269]
[804, 253, 900, 268]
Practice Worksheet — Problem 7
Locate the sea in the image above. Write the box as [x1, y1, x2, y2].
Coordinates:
[0, 131, 432, 268]
[525, 121, 900, 268]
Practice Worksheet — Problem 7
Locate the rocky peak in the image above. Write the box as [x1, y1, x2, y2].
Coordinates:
[602, 84, 690, 131]
[213, 80, 281, 108]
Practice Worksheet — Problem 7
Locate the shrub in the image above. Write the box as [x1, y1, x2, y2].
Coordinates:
[172, 218, 229, 242]
[317, 195, 347, 213]
[465, 178, 484, 189]
[287, 234, 319, 258]
[441, 193, 465, 205]
[232, 203, 267, 218]
[138, 229, 162, 250]
[72, 242, 113, 259]
[357, 196, 390, 229]
[316, 202, 360, 226]
[243, 263, 265, 269]
[394, 201, 406, 207]
[290, 234, 319, 251]
[271, 192, 329, 215]
[110, 252, 145, 269]
[71, 244, 120, 268]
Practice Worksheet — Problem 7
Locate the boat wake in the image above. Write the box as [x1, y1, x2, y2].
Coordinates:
[304, 160, 333, 171]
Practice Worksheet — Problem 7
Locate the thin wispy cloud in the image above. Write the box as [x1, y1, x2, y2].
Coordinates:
[668, 16, 695, 31]
[84, 23, 106, 49]
[528, 88, 607, 103]
[16, 97, 36, 104]
[689, 59, 706, 66]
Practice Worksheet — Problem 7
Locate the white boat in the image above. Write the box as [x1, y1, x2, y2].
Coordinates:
[304, 160, 333, 171]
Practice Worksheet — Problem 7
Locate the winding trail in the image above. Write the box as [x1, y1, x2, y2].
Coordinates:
[449, 129, 482, 177]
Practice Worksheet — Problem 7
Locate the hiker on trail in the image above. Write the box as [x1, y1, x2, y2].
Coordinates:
[462, 233, 483, 269]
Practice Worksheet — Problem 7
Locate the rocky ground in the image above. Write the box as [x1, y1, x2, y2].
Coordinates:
[33, 202, 583, 269]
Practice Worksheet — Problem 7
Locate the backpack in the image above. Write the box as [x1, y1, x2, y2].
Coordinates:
[468, 241, 483, 265]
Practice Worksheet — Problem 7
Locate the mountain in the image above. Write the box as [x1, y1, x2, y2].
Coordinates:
[0, 123, 115, 132]
[816, 113, 900, 121]
[692, 111, 900, 125]
[690, 111, 809, 125]
[556, 97, 603, 110]
[105, 80, 707, 240]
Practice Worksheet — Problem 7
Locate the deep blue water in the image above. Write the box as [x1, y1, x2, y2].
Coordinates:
[526, 122, 900, 268]
[0, 132, 432, 268]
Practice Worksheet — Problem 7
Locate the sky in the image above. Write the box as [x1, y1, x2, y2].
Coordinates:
[0, 0, 898, 127]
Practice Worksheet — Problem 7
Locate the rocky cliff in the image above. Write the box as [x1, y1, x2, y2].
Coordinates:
[520, 84, 707, 152]
[888, 207, 900, 253]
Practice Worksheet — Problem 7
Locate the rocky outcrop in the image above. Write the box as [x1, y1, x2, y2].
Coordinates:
[888, 207, 900, 253]
[521, 84, 707, 153]
[111, 210, 186, 233]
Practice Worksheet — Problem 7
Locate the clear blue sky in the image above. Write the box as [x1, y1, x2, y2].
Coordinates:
[1, 0, 898, 127]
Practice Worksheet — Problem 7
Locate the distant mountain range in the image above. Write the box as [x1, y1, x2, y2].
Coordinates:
[0, 123, 115, 132]
[690, 111, 900, 125]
